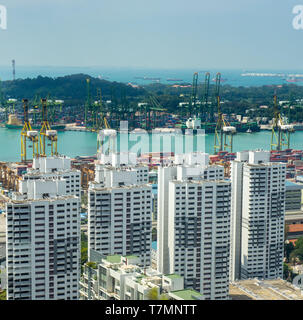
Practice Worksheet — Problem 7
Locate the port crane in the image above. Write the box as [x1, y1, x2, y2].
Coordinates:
[47, 96, 63, 125]
[142, 94, 167, 130]
[119, 87, 128, 122]
[270, 93, 294, 151]
[94, 88, 113, 151]
[31, 94, 41, 125]
[84, 78, 104, 130]
[97, 117, 114, 154]
[212, 72, 221, 122]
[92, 88, 104, 132]
[104, 86, 120, 129]
[84, 78, 94, 128]
[214, 72, 236, 154]
[7, 99, 16, 115]
[0, 80, 9, 122]
[188, 72, 198, 118]
[202, 72, 210, 121]
[39, 98, 58, 157]
[21, 99, 39, 162]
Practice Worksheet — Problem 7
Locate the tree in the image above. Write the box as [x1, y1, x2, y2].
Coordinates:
[0, 290, 6, 300]
[81, 231, 88, 266]
[283, 262, 292, 281]
[285, 242, 295, 262]
[290, 236, 303, 263]
[86, 262, 97, 269]
[152, 227, 157, 242]
[147, 286, 159, 300]
[81, 193, 88, 207]
[147, 287, 170, 300]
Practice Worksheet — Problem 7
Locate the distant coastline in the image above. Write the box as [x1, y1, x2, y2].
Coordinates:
[1, 67, 303, 87]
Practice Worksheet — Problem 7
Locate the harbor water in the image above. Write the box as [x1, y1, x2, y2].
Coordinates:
[0, 127, 303, 162]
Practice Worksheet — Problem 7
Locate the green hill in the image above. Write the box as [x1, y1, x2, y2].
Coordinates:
[2, 74, 146, 104]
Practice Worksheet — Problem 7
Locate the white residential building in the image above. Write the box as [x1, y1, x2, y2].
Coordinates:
[23, 156, 81, 198]
[79, 251, 203, 300]
[230, 150, 286, 281]
[88, 153, 152, 267]
[157, 152, 231, 300]
[5, 157, 81, 300]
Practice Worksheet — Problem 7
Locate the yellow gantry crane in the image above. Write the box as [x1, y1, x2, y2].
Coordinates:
[21, 99, 39, 162]
[39, 98, 58, 157]
[270, 94, 294, 151]
[97, 116, 111, 153]
[213, 73, 236, 154]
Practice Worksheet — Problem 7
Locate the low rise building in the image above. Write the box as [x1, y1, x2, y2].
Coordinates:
[286, 224, 303, 244]
[79, 250, 203, 301]
[285, 180, 303, 212]
[229, 279, 303, 300]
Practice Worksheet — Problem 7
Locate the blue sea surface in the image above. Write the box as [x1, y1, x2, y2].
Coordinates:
[1, 66, 303, 87]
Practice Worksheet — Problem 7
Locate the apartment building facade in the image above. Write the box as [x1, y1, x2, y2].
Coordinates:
[157, 152, 231, 300]
[6, 157, 81, 300]
[230, 150, 286, 281]
[88, 153, 152, 267]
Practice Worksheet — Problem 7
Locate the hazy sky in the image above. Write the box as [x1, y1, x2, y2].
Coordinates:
[0, 0, 302, 69]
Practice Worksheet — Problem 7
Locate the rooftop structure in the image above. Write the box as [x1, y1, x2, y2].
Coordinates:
[79, 251, 202, 300]
[169, 289, 203, 301]
[230, 279, 303, 300]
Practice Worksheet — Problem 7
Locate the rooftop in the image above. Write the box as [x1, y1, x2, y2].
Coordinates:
[106, 255, 122, 264]
[170, 179, 229, 186]
[288, 224, 303, 233]
[124, 255, 139, 260]
[170, 289, 203, 300]
[165, 274, 182, 280]
[286, 180, 303, 190]
[90, 182, 151, 192]
[230, 279, 303, 300]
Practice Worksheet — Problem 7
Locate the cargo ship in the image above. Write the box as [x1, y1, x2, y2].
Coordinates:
[293, 123, 303, 131]
[167, 78, 184, 82]
[286, 78, 303, 83]
[134, 77, 161, 81]
[175, 120, 260, 133]
[5, 114, 66, 130]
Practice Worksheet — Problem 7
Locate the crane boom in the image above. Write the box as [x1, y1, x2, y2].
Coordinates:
[189, 72, 198, 117]
[202, 72, 210, 121]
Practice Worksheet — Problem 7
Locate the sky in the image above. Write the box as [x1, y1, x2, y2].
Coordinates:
[0, 0, 302, 70]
